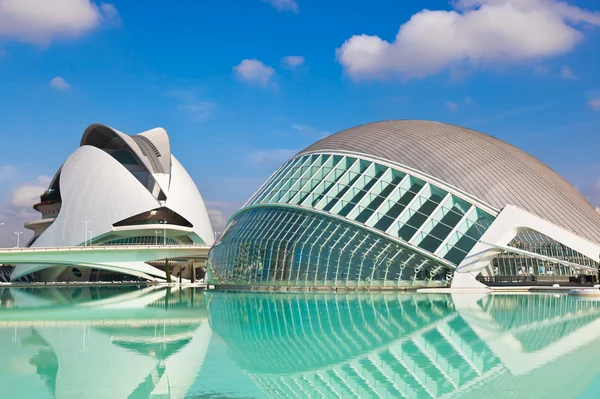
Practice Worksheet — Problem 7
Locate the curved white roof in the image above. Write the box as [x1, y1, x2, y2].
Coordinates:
[17, 123, 215, 281]
[299, 120, 600, 243]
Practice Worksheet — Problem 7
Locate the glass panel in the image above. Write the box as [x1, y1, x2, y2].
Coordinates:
[208, 207, 452, 288]
[245, 153, 497, 267]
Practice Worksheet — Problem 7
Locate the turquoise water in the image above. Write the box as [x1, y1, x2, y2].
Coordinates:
[1, 287, 600, 398]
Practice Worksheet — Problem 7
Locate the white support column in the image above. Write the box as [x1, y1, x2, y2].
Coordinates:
[292, 216, 323, 284]
[322, 222, 344, 285]
[369, 242, 391, 282]
[334, 229, 359, 286]
[309, 218, 336, 284]
[452, 204, 600, 288]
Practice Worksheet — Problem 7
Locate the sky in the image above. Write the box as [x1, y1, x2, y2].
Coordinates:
[0, 0, 600, 246]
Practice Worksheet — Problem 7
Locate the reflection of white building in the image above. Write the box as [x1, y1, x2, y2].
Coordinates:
[0, 287, 212, 399]
[18, 124, 214, 282]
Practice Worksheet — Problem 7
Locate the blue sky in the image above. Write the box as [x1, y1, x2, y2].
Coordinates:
[1, 0, 600, 245]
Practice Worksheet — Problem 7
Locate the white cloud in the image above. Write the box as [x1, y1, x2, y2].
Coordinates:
[445, 101, 459, 112]
[99, 3, 120, 26]
[251, 148, 298, 165]
[233, 59, 276, 88]
[281, 55, 305, 70]
[207, 208, 226, 233]
[0, 0, 120, 45]
[167, 90, 217, 122]
[336, 0, 600, 80]
[588, 98, 600, 110]
[262, 0, 298, 13]
[559, 65, 579, 79]
[10, 175, 51, 208]
[11, 185, 44, 208]
[204, 201, 242, 232]
[0, 175, 50, 246]
[49, 76, 70, 90]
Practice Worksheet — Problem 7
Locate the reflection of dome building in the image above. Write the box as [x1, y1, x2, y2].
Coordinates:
[208, 120, 600, 289]
[17, 124, 214, 282]
[205, 292, 600, 399]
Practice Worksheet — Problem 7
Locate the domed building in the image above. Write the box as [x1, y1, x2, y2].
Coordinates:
[15, 124, 214, 282]
[208, 120, 600, 289]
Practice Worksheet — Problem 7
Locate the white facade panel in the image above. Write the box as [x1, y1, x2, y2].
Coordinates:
[17, 123, 214, 281]
[166, 156, 215, 245]
[33, 146, 160, 248]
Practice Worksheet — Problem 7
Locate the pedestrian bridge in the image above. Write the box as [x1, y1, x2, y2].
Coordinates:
[0, 245, 211, 281]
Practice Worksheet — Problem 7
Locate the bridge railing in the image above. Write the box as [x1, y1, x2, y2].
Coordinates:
[0, 244, 211, 252]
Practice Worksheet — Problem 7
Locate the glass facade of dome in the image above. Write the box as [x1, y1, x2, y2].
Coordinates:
[208, 153, 496, 288]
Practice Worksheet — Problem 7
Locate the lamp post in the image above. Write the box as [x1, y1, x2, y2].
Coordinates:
[160, 220, 167, 245]
[14, 231, 22, 248]
[88, 230, 94, 246]
[81, 219, 90, 247]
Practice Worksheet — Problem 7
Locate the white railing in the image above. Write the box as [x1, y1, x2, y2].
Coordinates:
[0, 244, 211, 252]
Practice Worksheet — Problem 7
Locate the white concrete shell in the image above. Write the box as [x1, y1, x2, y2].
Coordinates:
[166, 156, 215, 245]
[34, 145, 160, 247]
[17, 124, 214, 281]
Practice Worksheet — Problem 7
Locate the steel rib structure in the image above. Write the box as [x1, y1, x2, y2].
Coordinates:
[209, 120, 600, 289]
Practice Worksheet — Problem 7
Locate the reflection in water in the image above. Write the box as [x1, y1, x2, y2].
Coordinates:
[3, 288, 600, 398]
[0, 286, 210, 399]
[206, 292, 600, 399]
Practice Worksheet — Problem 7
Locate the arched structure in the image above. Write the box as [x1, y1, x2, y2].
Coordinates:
[208, 120, 600, 289]
[19, 124, 214, 282]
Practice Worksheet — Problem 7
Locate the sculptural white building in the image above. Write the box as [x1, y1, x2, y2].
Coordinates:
[17, 124, 214, 281]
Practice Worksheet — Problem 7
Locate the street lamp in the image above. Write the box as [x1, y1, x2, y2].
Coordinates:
[14, 231, 22, 248]
[81, 219, 90, 247]
[88, 230, 94, 246]
[159, 220, 167, 245]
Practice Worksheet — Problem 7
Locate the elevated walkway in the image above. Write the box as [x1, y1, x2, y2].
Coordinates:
[0, 244, 211, 281]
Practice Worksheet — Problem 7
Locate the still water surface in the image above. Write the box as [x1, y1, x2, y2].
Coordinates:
[1, 286, 599, 398]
